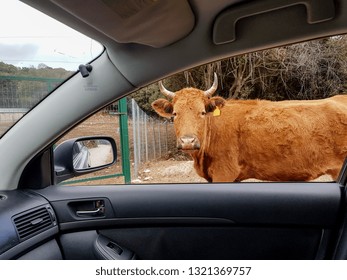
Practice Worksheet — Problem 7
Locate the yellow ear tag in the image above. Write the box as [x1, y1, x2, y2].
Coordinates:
[213, 107, 221, 117]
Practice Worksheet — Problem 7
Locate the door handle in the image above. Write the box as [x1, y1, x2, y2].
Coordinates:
[76, 206, 105, 216]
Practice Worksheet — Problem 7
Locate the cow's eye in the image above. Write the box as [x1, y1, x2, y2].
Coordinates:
[201, 111, 206, 116]
[172, 112, 177, 117]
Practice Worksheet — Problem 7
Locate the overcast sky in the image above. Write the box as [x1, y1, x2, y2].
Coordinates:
[0, 0, 103, 71]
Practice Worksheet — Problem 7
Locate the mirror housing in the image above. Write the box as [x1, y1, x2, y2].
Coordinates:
[54, 136, 117, 184]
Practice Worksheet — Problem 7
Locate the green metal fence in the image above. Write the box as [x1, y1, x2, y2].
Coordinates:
[62, 98, 131, 184]
[0, 75, 131, 183]
[118, 98, 131, 183]
[0, 75, 63, 108]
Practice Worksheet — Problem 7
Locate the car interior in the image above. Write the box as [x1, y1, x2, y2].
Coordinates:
[1, 0, 347, 260]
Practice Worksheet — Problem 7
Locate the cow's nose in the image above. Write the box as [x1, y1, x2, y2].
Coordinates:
[177, 135, 200, 150]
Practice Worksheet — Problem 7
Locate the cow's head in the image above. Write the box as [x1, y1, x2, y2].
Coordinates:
[152, 73, 225, 151]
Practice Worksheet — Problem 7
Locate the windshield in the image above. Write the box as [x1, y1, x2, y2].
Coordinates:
[0, 0, 103, 137]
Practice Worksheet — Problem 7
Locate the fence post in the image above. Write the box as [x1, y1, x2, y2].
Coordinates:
[144, 114, 148, 162]
[136, 103, 141, 165]
[118, 97, 131, 183]
[165, 121, 168, 153]
[132, 99, 138, 178]
[158, 121, 161, 157]
[152, 120, 156, 159]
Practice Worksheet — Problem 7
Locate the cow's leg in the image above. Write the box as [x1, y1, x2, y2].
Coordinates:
[212, 175, 237, 182]
[210, 162, 240, 183]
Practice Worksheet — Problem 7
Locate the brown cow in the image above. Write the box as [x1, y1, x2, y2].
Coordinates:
[152, 73, 347, 182]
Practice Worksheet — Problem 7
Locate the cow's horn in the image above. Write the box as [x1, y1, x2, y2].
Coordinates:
[204, 72, 218, 96]
[159, 81, 175, 99]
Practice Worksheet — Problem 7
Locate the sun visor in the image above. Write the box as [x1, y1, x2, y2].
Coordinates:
[50, 0, 195, 48]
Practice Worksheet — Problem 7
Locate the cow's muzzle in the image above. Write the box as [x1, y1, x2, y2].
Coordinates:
[177, 135, 200, 150]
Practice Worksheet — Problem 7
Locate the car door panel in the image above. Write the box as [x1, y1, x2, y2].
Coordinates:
[32, 182, 342, 260]
[98, 227, 323, 260]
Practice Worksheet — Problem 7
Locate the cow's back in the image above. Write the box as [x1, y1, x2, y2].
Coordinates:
[204, 95, 347, 181]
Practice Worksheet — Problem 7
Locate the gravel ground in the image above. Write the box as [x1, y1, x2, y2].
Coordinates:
[132, 160, 332, 184]
[133, 160, 207, 184]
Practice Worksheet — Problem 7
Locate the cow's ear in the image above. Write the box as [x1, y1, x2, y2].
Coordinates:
[206, 96, 226, 113]
[151, 99, 174, 118]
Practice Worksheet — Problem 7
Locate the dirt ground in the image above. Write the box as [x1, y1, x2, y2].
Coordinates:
[133, 160, 207, 184]
[133, 160, 332, 184]
[65, 157, 332, 186]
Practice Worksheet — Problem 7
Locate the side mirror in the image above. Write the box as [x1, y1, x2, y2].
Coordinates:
[54, 136, 117, 184]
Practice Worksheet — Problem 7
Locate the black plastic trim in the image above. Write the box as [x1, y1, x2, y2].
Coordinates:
[18, 148, 53, 189]
[214, 0, 335, 44]
[0, 227, 59, 260]
[33, 182, 342, 227]
[94, 234, 135, 260]
[58, 217, 235, 231]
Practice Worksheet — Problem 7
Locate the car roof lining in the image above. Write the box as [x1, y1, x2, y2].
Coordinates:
[49, 0, 195, 48]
